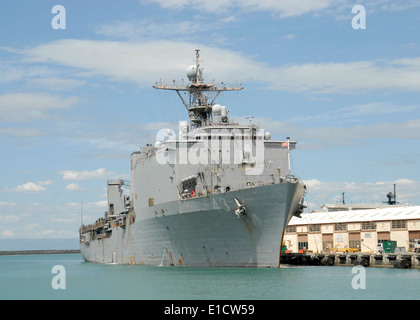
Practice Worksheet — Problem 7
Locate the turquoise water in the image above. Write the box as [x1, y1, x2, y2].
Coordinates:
[0, 254, 419, 300]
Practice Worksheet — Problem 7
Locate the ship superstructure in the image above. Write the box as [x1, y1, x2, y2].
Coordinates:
[80, 50, 306, 267]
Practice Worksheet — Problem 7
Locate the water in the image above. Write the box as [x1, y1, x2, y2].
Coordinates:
[0, 254, 419, 300]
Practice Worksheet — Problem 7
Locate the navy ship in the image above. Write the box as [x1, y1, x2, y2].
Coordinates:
[79, 49, 305, 267]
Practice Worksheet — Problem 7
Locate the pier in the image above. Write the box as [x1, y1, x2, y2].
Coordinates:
[281, 252, 420, 269]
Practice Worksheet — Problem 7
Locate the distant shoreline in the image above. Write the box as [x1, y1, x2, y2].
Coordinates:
[0, 249, 81, 256]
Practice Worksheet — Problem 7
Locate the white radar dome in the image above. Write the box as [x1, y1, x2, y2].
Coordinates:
[186, 65, 197, 80]
[221, 106, 227, 117]
[155, 141, 162, 149]
[212, 104, 222, 115]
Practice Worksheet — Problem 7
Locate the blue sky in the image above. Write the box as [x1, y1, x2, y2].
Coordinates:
[1, 0, 420, 240]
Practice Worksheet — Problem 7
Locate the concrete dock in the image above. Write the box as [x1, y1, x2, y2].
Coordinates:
[281, 252, 420, 269]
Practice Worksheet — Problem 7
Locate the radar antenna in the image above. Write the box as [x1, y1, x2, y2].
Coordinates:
[153, 49, 243, 128]
[383, 183, 399, 205]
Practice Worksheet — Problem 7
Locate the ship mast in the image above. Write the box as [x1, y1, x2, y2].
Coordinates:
[153, 49, 243, 128]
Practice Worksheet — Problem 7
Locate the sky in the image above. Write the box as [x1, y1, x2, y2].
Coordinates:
[1, 0, 420, 241]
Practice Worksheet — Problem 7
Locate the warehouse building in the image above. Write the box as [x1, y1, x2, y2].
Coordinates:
[284, 205, 420, 253]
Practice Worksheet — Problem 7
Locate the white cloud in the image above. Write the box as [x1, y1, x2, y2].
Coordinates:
[1, 230, 15, 237]
[24, 40, 203, 86]
[7, 180, 53, 193]
[0, 92, 79, 122]
[37, 230, 54, 236]
[60, 168, 108, 180]
[303, 178, 420, 210]
[266, 58, 420, 94]
[147, 0, 333, 17]
[88, 200, 108, 208]
[95, 19, 214, 40]
[246, 116, 420, 150]
[0, 127, 45, 138]
[0, 201, 107, 239]
[66, 202, 82, 207]
[0, 58, 83, 89]
[17, 182, 45, 192]
[70, 135, 139, 156]
[146, 0, 420, 18]
[282, 34, 295, 40]
[21, 39, 420, 94]
[395, 178, 417, 185]
[290, 102, 420, 124]
[0, 215, 20, 223]
[0, 62, 25, 83]
[0, 201, 16, 207]
[37, 180, 54, 186]
[65, 183, 83, 191]
[372, 0, 420, 12]
[30, 78, 85, 91]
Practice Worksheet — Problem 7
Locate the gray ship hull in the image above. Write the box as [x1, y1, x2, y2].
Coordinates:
[80, 179, 305, 267]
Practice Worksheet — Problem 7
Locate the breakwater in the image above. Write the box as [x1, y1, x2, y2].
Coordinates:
[0, 249, 80, 256]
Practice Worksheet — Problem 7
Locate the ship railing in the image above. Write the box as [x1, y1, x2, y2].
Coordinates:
[177, 180, 284, 201]
[80, 209, 136, 233]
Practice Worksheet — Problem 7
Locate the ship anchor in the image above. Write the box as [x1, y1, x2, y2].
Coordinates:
[233, 197, 246, 218]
